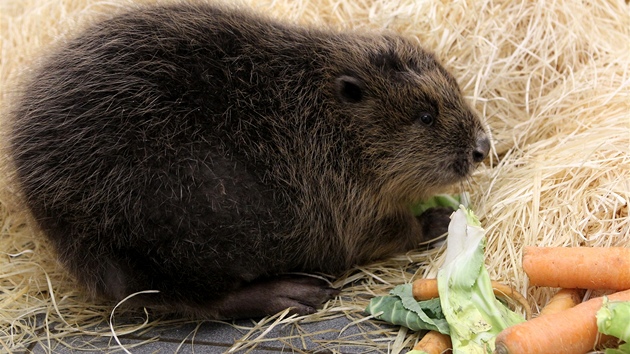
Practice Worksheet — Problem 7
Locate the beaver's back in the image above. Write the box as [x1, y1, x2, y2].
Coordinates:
[10, 3, 327, 301]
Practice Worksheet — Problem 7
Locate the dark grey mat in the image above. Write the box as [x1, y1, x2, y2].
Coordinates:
[27, 314, 396, 353]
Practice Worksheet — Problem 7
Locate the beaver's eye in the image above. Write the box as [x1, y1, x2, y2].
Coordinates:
[417, 112, 435, 126]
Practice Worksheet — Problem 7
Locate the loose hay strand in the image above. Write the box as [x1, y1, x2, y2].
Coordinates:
[108, 290, 160, 353]
[1, 0, 629, 352]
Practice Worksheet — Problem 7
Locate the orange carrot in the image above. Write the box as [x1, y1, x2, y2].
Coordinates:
[494, 288, 630, 354]
[412, 278, 441, 300]
[534, 288, 619, 348]
[412, 330, 452, 354]
[539, 288, 585, 316]
[412, 278, 532, 318]
[523, 246, 630, 290]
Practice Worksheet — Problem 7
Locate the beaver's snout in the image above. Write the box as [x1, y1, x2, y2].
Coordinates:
[450, 132, 490, 178]
[473, 134, 491, 163]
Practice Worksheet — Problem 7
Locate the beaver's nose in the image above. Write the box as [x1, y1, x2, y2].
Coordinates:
[472, 135, 490, 163]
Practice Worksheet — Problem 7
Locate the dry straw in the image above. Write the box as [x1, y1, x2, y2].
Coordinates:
[1, 0, 629, 352]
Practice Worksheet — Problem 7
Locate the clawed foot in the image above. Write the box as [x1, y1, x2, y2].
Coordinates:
[212, 275, 339, 319]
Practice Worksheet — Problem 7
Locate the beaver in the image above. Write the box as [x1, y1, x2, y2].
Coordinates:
[9, 2, 490, 319]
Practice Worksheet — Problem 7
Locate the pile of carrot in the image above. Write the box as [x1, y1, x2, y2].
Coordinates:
[494, 288, 627, 354]
[496, 246, 630, 354]
[409, 246, 630, 354]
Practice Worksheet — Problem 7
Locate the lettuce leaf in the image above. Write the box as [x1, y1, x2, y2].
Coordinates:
[410, 193, 467, 216]
[596, 299, 630, 354]
[437, 206, 525, 354]
[366, 283, 449, 333]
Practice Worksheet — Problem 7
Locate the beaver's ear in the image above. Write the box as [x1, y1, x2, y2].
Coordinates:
[335, 75, 364, 103]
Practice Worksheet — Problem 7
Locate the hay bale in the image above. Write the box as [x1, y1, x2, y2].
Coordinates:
[1, 0, 628, 352]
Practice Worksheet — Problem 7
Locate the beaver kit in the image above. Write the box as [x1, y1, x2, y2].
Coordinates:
[9, 3, 489, 319]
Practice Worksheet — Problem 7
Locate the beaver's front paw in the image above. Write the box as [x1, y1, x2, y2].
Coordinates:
[417, 206, 455, 242]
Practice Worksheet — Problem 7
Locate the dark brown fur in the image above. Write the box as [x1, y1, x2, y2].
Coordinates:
[9, 3, 490, 319]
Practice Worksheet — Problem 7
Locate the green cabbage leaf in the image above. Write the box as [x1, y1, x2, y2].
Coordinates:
[437, 206, 524, 354]
[596, 298, 630, 354]
[365, 283, 449, 334]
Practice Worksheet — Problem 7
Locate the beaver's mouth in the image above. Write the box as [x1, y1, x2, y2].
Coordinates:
[416, 159, 472, 193]
[451, 157, 473, 179]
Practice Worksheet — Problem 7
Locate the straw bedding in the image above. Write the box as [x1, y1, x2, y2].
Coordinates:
[1, 0, 629, 352]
